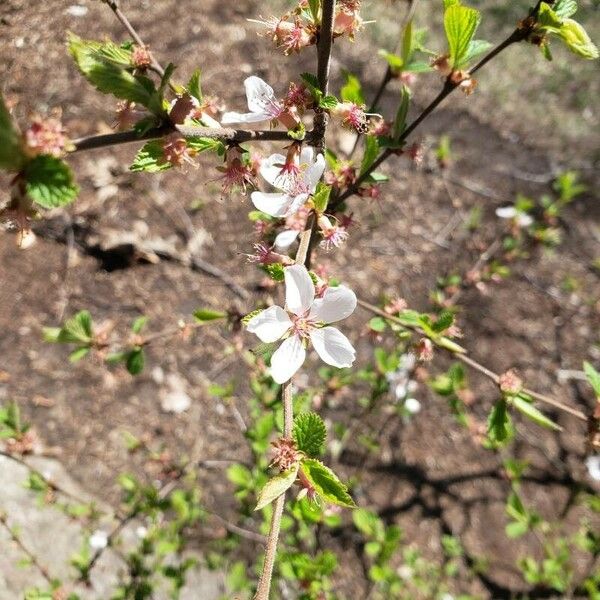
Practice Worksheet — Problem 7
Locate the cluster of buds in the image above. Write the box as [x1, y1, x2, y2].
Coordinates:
[384, 297, 408, 315]
[160, 134, 197, 169]
[253, 14, 316, 55]
[416, 337, 434, 362]
[368, 117, 391, 137]
[130, 44, 152, 70]
[331, 101, 370, 133]
[498, 369, 523, 395]
[324, 161, 357, 189]
[358, 183, 381, 200]
[283, 82, 313, 113]
[270, 437, 302, 471]
[431, 56, 477, 95]
[217, 146, 260, 196]
[333, 0, 364, 40]
[24, 114, 71, 158]
[113, 101, 148, 131]
[318, 214, 350, 251]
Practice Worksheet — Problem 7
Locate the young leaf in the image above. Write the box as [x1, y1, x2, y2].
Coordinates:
[193, 308, 227, 323]
[353, 508, 382, 538]
[393, 86, 410, 140]
[300, 458, 355, 508]
[444, 4, 481, 68]
[187, 69, 202, 102]
[487, 399, 512, 444]
[553, 0, 578, 19]
[255, 465, 299, 511]
[308, 0, 320, 22]
[556, 19, 599, 59]
[126, 348, 145, 375]
[312, 182, 331, 213]
[293, 412, 327, 457]
[186, 137, 227, 155]
[319, 95, 338, 110]
[458, 39, 493, 67]
[69, 347, 91, 363]
[360, 136, 380, 177]
[130, 140, 171, 173]
[68, 34, 161, 112]
[340, 71, 365, 106]
[512, 395, 561, 431]
[24, 156, 79, 208]
[0, 93, 26, 171]
[131, 316, 148, 334]
[583, 362, 600, 398]
[401, 20, 413, 63]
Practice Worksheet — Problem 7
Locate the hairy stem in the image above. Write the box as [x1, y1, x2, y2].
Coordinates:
[71, 125, 313, 154]
[253, 3, 337, 599]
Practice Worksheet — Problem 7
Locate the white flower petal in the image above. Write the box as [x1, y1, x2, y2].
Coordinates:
[299, 146, 314, 165]
[284, 193, 309, 217]
[221, 111, 271, 125]
[586, 455, 600, 481]
[310, 326, 356, 368]
[309, 285, 357, 323]
[495, 206, 517, 219]
[517, 214, 533, 227]
[285, 264, 315, 316]
[244, 76, 280, 116]
[246, 305, 292, 342]
[305, 152, 326, 192]
[404, 398, 421, 414]
[274, 229, 300, 251]
[259, 153, 287, 188]
[270, 335, 306, 384]
[251, 191, 295, 217]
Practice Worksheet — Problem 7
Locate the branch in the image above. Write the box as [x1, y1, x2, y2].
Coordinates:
[357, 299, 589, 424]
[253, 5, 337, 599]
[71, 125, 310, 154]
[332, 19, 535, 209]
[101, 0, 165, 78]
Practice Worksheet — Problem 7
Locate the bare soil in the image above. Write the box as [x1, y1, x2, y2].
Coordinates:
[1, 1, 599, 598]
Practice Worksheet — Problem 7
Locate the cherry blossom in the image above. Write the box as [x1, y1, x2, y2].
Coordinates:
[246, 264, 356, 384]
[222, 76, 297, 128]
[251, 146, 325, 218]
[495, 205, 533, 228]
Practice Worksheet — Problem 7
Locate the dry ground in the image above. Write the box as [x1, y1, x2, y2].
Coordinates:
[1, 0, 599, 598]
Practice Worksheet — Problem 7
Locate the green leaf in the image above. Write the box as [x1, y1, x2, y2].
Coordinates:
[432, 309, 454, 333]
[553, 0, 577, 19]
[340, 71, 365, 105]
[60, 310, 94, 344]
[293, 412, 327, 457]
[308, 0, 320, 22]
[131, 316, 148, 334]
[378, 50, 404, 72]
[368, 317, 387, 333]
[126, 348, 145, 375]
[227, 463, 253, 487]
[512, 395, 561, 430]
[68, 33, 161, 111]
[506, 520, 529, 538]
[360, 136, 380, 177]
[300, 72, 322, 102]
[458, 39, 493, 67]
[319, 95, 338, 110]
[130, 140, 171, 173]
[583, 362, 600, 397]
[0, 93, 26, 171]
[444, 4, 481, 68]
[69, 347, 91, 363]
[353, 508, 382, 538]
[255, 465, 299, 511]
[24, 156, 79, 208]
[300, 458, 355, 508]
[393, 86, 411, 139]
[186, 136, 226, 155]
[187, 69, 202, 102]
[487, 399, 512, 444]
[193, 308, 227, 323]
[264, 263, 285, 282]
[537, 3, 564, 30]
[312, 182, 331, 213]
[401, 20, 413, 63]
[556, 19, 599, 60]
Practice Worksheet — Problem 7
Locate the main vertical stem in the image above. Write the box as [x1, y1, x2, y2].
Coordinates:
[253, 3, 336, 599]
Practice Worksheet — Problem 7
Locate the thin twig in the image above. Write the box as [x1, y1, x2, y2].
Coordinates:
[253, 4, 337, 599]
[357, 299, 589, 423]
[101, 0, 166, 77]
[332, 19, 535, 210]
[71, 125, 311, 154]
[0, 513, 53, 584]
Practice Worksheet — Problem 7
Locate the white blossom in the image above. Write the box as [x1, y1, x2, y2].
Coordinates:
[89, 529, 108, 550]
[251, 146, 325, 218]
[221, 76, 284, 125]
[247, 265, 356, 384]
[495, 206, 533, 228]
[585, 455, 600, 481]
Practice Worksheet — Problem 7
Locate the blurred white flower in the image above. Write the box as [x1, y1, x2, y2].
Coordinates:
[404, 397, 421, 414]
[495, 206, 533, 228]
[89, 529, 108, 549]
[585, 455, 600, 481]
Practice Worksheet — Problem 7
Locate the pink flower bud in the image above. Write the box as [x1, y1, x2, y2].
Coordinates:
[416, 338, 434, 362]
[332, 102, 369, 133]
[24, 116, 70, 158]
[131, 45, 152, 69]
